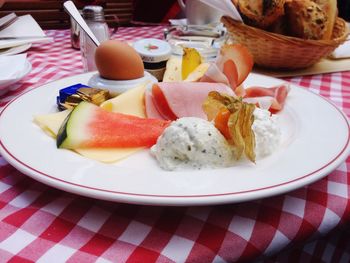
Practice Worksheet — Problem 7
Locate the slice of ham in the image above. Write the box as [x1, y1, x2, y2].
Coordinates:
[199, 44, 254, 97]
[146, 82, 235, 120]
[244, 83, 290, 113]
[144, 90, 164, 120]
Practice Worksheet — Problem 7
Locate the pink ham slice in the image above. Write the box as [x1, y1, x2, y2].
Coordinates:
[146, 82, 235, 120]
[243, 83, 290, 113]
[144, 90, 164, 120]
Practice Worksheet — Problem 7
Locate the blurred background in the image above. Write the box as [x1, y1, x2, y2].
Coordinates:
[0, 0, 348, 30]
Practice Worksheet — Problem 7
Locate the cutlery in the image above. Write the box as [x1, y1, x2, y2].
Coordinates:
[63, 1, 100, 46]
[0, 13, 18, 31]
[0, 36, 51, 40]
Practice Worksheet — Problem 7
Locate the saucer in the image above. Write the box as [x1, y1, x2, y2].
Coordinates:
[0, 43, 31, 56]
[88, 71, 157, 96]
[0, 59, 31, 95]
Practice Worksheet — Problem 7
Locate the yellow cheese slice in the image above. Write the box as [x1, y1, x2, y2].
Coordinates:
[34, 82, 149, 163]
[100, 80, 148, 117]
[34, 110, 71, 137]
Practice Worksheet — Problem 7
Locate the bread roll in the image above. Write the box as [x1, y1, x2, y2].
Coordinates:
[312, 0, 338, 39]
[285, 0, 328, 39]
[237, 0, 286, 29]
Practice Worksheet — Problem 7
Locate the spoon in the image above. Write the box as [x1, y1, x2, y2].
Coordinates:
[63, 0, 100, 46]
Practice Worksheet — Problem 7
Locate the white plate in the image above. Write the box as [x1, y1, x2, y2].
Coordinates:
[0, 43, 31, 56]
[0, 72, 349, 206]
[0, 59, 31, 95]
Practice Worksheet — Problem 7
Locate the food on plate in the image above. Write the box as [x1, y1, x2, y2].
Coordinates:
[181, 47, 203, 80]
[56, 84, 110, 111]
[100, 80, 148, 117]
[244, 84, 290, 113]
[145, 82, 235, 120]
[34, 38, 287, 170]
[252, 107, 281, 157]
[184, 62, 210, 82]
[95, 40, 144, 80]
[34, 110, 71, 138]
[200, 44, 253, 96]
[203, 91, 256, 162]
[163, 44, 253, 98]
[56, 101, 170, 149]
[151, 117, 233, 170]
[236, 0, 286, 29]
[151, 91, 282, 170]
[163, 56, 182, 82]
[34, 82, 151, 163]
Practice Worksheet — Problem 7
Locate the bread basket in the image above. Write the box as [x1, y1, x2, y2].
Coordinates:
[221, 16, 349, 69]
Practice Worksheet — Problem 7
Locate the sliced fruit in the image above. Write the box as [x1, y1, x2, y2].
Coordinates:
[218, 44, 254, 86]
[57, 101, 170, 149]
[182, 47, 202, 80]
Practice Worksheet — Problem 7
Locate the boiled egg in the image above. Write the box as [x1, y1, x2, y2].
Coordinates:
[95, 40, 144, 80]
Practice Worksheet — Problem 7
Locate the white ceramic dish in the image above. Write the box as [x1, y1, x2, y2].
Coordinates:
[88, 71, 157, 96]
[0, 59, 31, 95]
[0, 72, 349, 206]
[0, 43, 31, 56]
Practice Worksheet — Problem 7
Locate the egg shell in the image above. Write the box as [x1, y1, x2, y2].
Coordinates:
[95, 40, 144, 80]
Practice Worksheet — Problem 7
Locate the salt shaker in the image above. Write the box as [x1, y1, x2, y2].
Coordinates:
[80, 5, 110, 72]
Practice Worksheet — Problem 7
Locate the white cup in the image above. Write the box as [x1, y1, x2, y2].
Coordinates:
[177, 0, 222, 25]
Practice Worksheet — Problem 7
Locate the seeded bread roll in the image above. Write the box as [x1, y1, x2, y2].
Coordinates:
[237, 0, 286, 29]
[312, 0, 338, 39]
[285, 0, 328, 40]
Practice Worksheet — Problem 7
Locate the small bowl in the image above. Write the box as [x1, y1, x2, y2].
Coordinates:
[88, 71, 157, 96]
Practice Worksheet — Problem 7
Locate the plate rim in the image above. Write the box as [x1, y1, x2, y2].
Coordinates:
[1, 72, 350, 205]
[0, 43, 32, 56]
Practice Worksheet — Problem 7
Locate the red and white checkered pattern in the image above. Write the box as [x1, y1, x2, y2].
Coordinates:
[0, 27, 350, 263]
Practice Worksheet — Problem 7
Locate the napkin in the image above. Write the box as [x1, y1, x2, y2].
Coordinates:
[169, 19, 187, 26]
[330, 24, 350, 59]
[199, 0, 243, 22]
[0, 54, 27, 82]
[0, 15, 52, 49]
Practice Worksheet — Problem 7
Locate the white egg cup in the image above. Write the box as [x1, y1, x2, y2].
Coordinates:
[88, 71, 157, 96]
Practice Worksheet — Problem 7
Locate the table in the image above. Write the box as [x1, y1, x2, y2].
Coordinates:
[0, 27, 349, 263]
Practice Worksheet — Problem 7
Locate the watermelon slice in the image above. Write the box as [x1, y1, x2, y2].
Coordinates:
[57, 101, 170, 149]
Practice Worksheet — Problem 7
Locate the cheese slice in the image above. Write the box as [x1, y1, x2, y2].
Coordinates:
[34, 82, 149, 163]
[34, 110, 71, 137]
[100, 80, 148, 117]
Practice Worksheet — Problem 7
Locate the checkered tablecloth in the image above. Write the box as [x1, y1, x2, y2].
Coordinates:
[0, 27, 350, 263]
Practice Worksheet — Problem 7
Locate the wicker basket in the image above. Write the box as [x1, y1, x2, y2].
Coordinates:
[221, 16, 349, 69]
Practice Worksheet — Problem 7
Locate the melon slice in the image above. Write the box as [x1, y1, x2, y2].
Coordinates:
[57, 101, 170, 149]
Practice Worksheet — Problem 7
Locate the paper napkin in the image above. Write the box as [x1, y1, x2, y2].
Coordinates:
[199, 0, 243, 22]
[0, 15, 52, 49]
[330, 33, 350, 59]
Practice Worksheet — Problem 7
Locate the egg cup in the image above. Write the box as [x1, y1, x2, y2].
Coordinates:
[88, 71, 157, 97]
